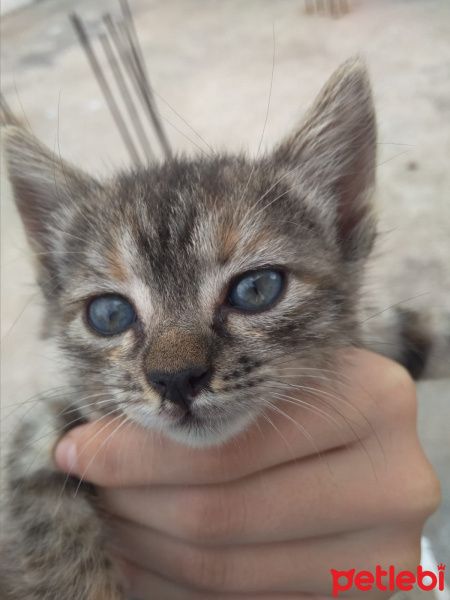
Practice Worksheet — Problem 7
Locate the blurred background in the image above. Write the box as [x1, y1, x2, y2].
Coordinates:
[1, 0, 449, 591]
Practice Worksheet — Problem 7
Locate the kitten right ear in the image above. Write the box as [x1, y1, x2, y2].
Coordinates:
[2, 126, 98, 270]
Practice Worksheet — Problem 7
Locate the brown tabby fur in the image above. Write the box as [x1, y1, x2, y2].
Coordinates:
[0, 59, 431, 599]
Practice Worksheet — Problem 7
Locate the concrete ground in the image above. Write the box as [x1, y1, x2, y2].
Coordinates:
[1, 0, 449, 595]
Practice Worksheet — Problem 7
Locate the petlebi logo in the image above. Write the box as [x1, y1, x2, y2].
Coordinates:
[331, 563, 446, 597]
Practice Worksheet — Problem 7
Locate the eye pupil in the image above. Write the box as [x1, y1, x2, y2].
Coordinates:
[228, 269, 284, 311]
[88, 295, 136, 335]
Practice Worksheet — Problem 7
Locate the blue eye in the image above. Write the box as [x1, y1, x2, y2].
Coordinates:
[228, 269, 284, 311]
[88, 295, 136, 335]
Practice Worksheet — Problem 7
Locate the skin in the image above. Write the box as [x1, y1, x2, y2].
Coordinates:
[54, 349, 441, 599]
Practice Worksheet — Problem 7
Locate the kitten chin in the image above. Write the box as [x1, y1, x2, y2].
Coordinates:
[122, 393, 258, 447]
[160, 412, 256, 448]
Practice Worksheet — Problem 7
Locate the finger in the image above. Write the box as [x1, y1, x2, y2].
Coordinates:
[54, 349, 408, 487]
[114, 555, 332, 600]
[101, 419, 433, 545]
[110, 519, 422, 595]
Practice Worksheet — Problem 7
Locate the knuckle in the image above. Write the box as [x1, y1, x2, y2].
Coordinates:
[386, 454, 442, 523]
[371, 532, 422, 583]
[379, 363, 417, 422]
[395, 532, 422, 572]
[425, 471, 443, 514]
[183, 486, 246, 542]
[178, 546, 229, 591]
[404, 466, 442, 519]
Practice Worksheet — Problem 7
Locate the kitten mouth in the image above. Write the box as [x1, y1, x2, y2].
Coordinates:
[162, 403, 223, 431]
[159, 403, 205, 427]
[178, 411, 202, 425]
[127, 397, 253, 445]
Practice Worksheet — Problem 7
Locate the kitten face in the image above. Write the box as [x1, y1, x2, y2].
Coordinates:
[4, 58, 377, 445]
[49, 158, 355, 444]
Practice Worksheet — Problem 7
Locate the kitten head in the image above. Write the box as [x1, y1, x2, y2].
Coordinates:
[3, 58, 377, 445]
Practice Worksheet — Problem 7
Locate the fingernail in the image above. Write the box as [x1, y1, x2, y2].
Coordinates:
[54, 437, 78, 475]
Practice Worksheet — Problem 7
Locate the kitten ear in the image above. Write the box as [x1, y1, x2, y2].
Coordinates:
[275, 58, 377, 260]
[2, 126, 97, 268]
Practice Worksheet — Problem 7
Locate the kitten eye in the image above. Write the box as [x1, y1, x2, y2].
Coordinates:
[88, 295, 136, 335]
[228, 269, 284, 311]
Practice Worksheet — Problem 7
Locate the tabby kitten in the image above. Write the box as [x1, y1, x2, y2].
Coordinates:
[0, 58, 429, 599]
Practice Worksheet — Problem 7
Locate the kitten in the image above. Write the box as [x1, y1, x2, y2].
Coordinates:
[0, 58, 432, 599]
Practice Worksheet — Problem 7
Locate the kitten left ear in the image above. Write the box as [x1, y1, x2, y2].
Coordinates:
[274, 58, 377, 260]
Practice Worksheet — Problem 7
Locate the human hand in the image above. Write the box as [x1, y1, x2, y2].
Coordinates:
[55, 349, 441, 599]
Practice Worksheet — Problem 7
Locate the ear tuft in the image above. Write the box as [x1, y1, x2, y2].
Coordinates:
[275, 57, 377, 260]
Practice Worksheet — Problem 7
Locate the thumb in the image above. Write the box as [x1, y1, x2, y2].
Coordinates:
[53, 415, 233, 487]
[53, 417, 144, 486]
